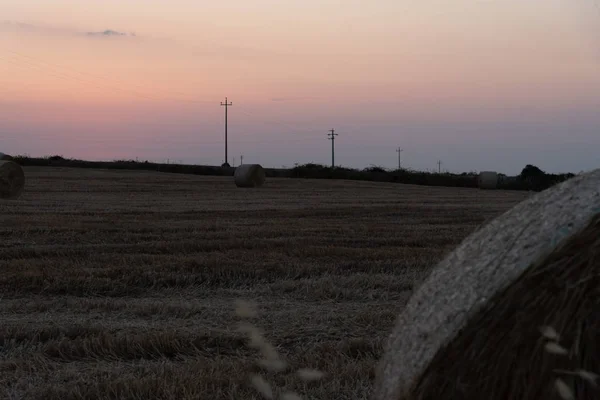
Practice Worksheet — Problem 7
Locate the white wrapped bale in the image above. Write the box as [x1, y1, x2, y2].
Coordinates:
[234, 164, 266, 188]
[478, 171, 498, 189]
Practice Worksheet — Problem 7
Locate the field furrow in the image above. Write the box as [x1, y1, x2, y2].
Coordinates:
[0, 167, 529, 399]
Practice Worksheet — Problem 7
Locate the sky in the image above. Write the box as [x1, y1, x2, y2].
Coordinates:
[1, 0, 600, 175]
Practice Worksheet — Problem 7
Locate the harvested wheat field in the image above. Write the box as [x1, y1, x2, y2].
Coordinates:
[0, 167, 530, 400]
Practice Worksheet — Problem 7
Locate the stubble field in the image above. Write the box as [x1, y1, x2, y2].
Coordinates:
[0, 167, 530, 400]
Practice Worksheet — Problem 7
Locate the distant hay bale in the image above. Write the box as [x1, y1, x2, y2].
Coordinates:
[372, 169, 600, 400]
[0, 152, 13, 161]
[478, 170, 498, 189]
[234, 164, 266, 188]
[0, 160, 25, 199]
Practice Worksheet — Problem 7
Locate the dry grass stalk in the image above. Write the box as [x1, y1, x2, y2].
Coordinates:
[545, 342, 569, 356]
[542, 326, 599, 399]
[280, 392, 303, 400]
[257, 358, 287, 373]
[572, 370, 599, 387]
[296, 369, 325, 382]
[234, 300, 325, 400]
[0, 160, 25, 199]
[251, 374, 274, 399]
[237, 322, 281, 365]
[234, 164, 266, 188]
[540, 326, 561, 341]
[554, 370, 600, 387]
[555, 378, 575, 400]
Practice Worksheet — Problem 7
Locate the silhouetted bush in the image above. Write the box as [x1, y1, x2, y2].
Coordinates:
[513, 164, 575, 192]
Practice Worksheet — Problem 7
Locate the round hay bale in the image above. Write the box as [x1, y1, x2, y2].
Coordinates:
[234, 164, 266, 188]
[0, 152, 13, 161]
[0, 160, 25, 199]
[478, 170, 498, 189]
[373, 169, 600, 400]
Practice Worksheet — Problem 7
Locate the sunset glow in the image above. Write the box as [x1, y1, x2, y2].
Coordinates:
[2, 0, 600, 173]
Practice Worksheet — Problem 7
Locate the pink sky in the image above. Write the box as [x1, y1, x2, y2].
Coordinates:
[2, 0, 600, 174]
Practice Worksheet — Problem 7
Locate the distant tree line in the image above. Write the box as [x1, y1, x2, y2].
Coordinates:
[12, 155, 576, 192]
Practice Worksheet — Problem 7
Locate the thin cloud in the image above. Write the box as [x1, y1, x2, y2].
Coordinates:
[271, 96, 323, 102]
[86, 29, 136, 37]
[1, 20, 74, 35]
[1, 21, 138, 39]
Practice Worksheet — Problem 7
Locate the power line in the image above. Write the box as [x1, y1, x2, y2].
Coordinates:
[234, 105, 324, 139]
[327, 129, 338, 168]
[5, 50, 211, 102]
[220, 97, 233, 166]
[0, 50, 341, 142]
[0, 52, 214, 105]
[1, 52, 330, 142]
[0, 55, 164, 102]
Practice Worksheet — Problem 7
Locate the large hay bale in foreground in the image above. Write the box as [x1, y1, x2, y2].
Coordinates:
[478, 170, 498, 189]
[0, 152, 13, 161]
[0, 160, 25, 199]
[373, 169, 600, 400]
[234, 164, 266, 188]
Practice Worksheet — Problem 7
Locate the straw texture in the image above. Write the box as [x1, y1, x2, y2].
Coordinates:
[372, 168, 600, 400]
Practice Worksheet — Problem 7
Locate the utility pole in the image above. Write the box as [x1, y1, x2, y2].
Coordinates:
[437, 160, 442, 173]
[327, 129, 338, 168]
[220, 97, 232, 166]
[396, 147, 403, 170]
[240, 155, 243, 165]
